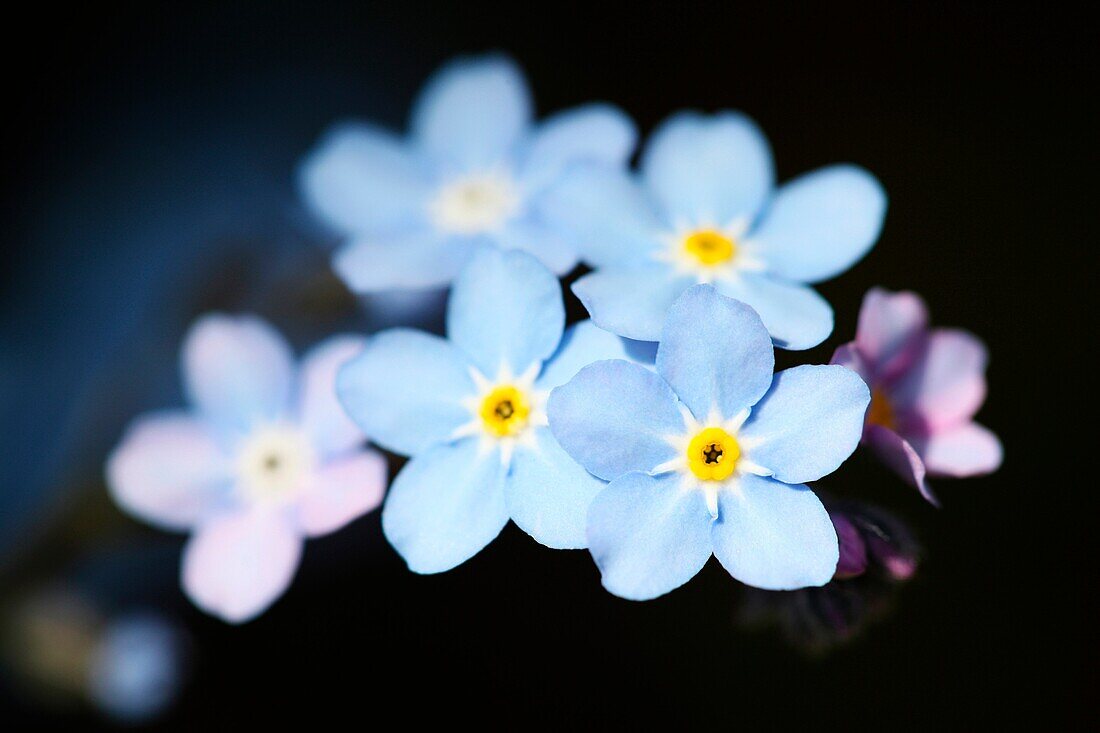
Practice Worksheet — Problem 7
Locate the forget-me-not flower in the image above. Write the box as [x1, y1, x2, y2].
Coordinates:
[547, 285, 870, 600]
[831, 287, 1002, 504]
[337, 247, 647, 572]
[107, 316, 386, 623]
[540, 111, 887, 348]
[300, 54, 636, 293]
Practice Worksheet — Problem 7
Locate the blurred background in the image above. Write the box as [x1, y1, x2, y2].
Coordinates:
[1, 2, 1093, 728]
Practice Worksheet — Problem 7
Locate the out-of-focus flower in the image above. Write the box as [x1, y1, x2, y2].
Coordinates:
[831, 288, 1002, 503]
[540, 111, 886, 348]
[86, 613, 188, 724]
[337, 247, 646, 572]
[299, 54, 636, 293]
[547, 285, 869, 600]
[2, 590, 188, 723]
[107, 316, 386, 623]
[737, 499, 919, 653]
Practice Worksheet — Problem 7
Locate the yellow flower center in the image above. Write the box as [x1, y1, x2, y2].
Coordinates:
[479, 385, 531, 437]
[866, 388, 897, 431]
[683, 229, 737, 266]
[686, 427, 740, 481]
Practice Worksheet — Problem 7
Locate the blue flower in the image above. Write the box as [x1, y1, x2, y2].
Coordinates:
[547, 285, 870, 600]
[539, 111, 887, 348]
[107, 316, 387, 623]
[299, 54, 636, 293]
[337, 247, 648, 572]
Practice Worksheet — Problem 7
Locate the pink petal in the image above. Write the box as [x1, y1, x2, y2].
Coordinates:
[865, 424, 938, 505]
[107, 412, 232, 531]
[182, 314, 295, 435]
[297, 450, 388, 537]
[181, 509, 302, 624]
[914, 422, 1002, 478]
[297, 335, 368, 458]
[891, 329, 988, 430]
[830, 342, 873, 383]
[855, 288, 928, 382]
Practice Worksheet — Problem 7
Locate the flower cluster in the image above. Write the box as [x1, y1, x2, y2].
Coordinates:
[107, 54, 1000, 623]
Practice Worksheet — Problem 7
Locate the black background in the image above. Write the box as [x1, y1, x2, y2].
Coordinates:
[2, 2, 1094, 729]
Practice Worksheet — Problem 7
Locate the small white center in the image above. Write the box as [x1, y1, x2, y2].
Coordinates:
[429, 170, 521, 234]
[235, 426, 315, 504]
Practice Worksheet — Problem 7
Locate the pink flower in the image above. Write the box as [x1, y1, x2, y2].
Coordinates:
[831, 288, 1002, 504]
[107, 315, 386, 623]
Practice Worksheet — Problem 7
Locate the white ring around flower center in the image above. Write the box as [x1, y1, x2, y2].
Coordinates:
[428, 170, 521, 235]
[235, 425, 315, 503]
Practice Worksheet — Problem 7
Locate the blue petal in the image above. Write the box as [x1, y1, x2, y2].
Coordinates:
[711, 474, 837, 590]
[519, 103, 637, 193]
[573, 266, 695, 342]
[412, 55, 532, 170]
[641, 111, 774, 224]
[496, 219, 579, 275]
[655, 285, 774, 421]
[298, 122, 431, 236]
[750, 165, 886, 283]
[547, 360, 684, 480]
[381, 437, 508, 574]
[333, 230, 477, 293]
[537, 168, 664, 268]
[506, 428, 606, 549]
[182, 314, 294, 436]
[537, 320, 648, 391]
[336, 329, 475, 456]
[447, 247, 564, 377]
[715, 274, 833, 350]
[587, 472, 713, 600]
[739, 365, 870, 484]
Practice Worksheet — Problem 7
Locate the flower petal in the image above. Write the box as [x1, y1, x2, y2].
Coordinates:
[586, 472, 713, 601]
[537, 168, 664, 268]
[412, 55, 531, 170]
[296, 450, 388, 537]
[829, 342, 873, 383]
[298, 122, 430, 235]
[655, 285, 774, 421]
[641, 111, 774, 224]
[107, 412, 232, 531]
[506, 428, 606, 549]
[740, 365, 869, 484]
[182, 509, 302, 624]
[711, 474, 838, 590]
[890, 329, 988, 430]
[333, 231, 478, 293]
[297, 335, 367, 458]
[854, 288, 929, 382]
[446, 247, 564, 377]
[519, 103, 636, 193]
[573, 266, 695, 342]
[749, 165, 886, 284]
[715, 274, 833, 350]
[536, 320, 647, 391]
[912, 422, 1002, 478]
[497, 219, 579, 276]
[182, 314, 295, 435]
[336, 329, 475, 456]
[381, 437, 508, 574]
[865, 424, 936, 504]
[547, 360, 685, 480]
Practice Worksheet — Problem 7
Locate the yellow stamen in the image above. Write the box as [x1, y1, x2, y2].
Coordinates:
[866, 388, 897, 431]
[479, 385, 531, 437]
[686, 427, 740, 481]
[683, 229, 737, 266]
